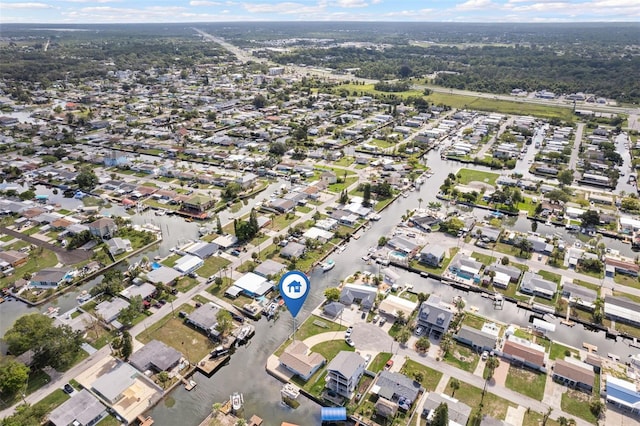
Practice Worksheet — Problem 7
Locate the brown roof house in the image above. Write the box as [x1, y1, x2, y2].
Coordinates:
[501, 334, 546, 372]
[552, 358, 595, 393]
[0, 250, 28, 267]
[278, 340, 326, 381]
[88, 217, 117, 239]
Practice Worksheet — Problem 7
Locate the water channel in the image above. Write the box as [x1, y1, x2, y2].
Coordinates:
[2, 148, 639, 424]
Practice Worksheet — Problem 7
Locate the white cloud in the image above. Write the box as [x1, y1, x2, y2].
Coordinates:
[190, 1, 222, 6]
[242, 2, 326, 14]
[456, 0, 496, 10]
[336, 0, 368, 8]
[63, 0, 121, 3]
[2, 2, 53, 9]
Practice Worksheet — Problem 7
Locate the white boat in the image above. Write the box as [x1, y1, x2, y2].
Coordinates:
[320, 259, 335, 272]
[237, 325, 252, 341]
[281, 383, 300, 400]
[76, 291, 91, 304]
[402, 192, 409, 198]
[46, 306, 60, 317]
[155, 209, 166, 216]
[231, 392, 244, 412]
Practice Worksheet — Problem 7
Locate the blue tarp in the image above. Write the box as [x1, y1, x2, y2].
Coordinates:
[321, 407, 347, 421]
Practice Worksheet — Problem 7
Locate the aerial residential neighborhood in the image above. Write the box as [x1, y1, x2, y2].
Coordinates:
[0, 18, 640, 426]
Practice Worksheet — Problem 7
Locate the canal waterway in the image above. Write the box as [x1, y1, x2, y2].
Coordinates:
[2, 147, 640, 424]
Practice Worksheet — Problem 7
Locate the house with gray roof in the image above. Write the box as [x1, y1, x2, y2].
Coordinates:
[278, 340, 326, 381]
[422, 393, 471, 426]
[454, 325, 497, 352]
[120, 282, 156, 301]
[418, 244, 447, 267]
[186, 302, 222, 338]
[184, 241, 219, 259]
[91, 361, 139, 405]
[29, 267, 70, 288]
[373, 371, 423, 408]
[323, 301, 345, 318]
[520, 271, 557, 299]
[416, 296, 454, 339]
[48, 389, 106, 426]
[280, 241, 306, 259]
[253, 259, 286, 278]
[605, 295, 640, 326]
[95, 297, 129, 324]
[387, 236, 420, 257]
[340, 283, 377, 311]
[88, 217, 117, 239]
[129, 340, 183, 373]
[475, 225, 502, 242]
[325, 351, 366, 398]
[561, 282, 597, 308]
[146, 265, 181, 285]
[486, 262, 522, 283]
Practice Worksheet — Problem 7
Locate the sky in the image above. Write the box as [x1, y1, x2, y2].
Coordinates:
[2, 0, 639, 24]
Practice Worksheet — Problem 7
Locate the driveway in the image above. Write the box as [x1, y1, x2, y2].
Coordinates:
[351, 322, 394, 352]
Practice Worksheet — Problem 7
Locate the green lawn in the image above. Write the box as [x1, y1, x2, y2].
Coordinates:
[549, 342, 579, 360]
[161, 254, 181, 267]
[613, 273, 640, 289]
[410, 247, 460, 276]
[447, 378, 515, 421]
[537, 269, 562, 284]
[462, 312, 488, 330]
[505, 366, 546, 400]
[136, 303, 215, 362]
[455, 168, 499, 186]
[310, 340, 355, 361]
[399, 359, 442, 392]
[561, 390, 598, 424]
[572, 279, 601, 292]
[369, 352, 393, 373]
[493, 242, 531, 259]
[471, 251, 496, 266]
[443, 342, 480, 372]
[274, 315, 347, 356]
[522, 411, 561, 426]
[0, 249, 58, 287]
[197, 256, 231, 278]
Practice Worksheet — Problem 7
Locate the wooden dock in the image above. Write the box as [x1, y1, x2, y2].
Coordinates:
[583, 342, 598, 353]
[196, 354, 230, 376]
[136, 415, 154, 426]
[182, 377, 197, 391]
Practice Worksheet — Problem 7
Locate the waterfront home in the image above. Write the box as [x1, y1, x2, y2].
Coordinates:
[230, 272, 273, 298]
[519, 271, 557, 299]
[486, 262, 522, 283]
[501, 335, 546, 372]
[129, 340, 183, 374]
[186, 302, 223, 339]
[106, 237, 132, 256]
[561, 282, 597, 309]
[48, 389, 107, 426]
[325, 351, 366, 398]
[605, 375, 640, 414]
[253, 259, 286, 278]
[415, 296, 454, 339]
[454, 325, 497, 353]
[278, 340, 326, 381]
[29, 267, 71, 289]
[418, 244, 447, 267]
[119, 282, 156, 301]
[378, 295, 417, 320]
[95, 298, 129, 325]
[605, 295, 640, 327]
[88, 217, 117, 240]
[552, 358, 595, 393]
[173, 254, 204, 275]
[448, 254, 483, 283]
[280, 242, 306, 259]
[604, 256, 640, 277]
[145, 265, 181, 286]
[339, 284, 377, 311]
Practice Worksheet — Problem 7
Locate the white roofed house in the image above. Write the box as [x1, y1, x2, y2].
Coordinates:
[173, 254, 203, 275]
[378, 294, 417, 320]
[605, 295, 640, 327]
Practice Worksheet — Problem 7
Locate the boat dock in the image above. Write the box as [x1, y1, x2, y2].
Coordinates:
[182, 377, 197, 391]
[136, 415, 154, 426]
[196, 353, 230, 376]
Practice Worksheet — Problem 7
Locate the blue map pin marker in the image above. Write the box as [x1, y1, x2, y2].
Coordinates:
[279, 270, 310, 318]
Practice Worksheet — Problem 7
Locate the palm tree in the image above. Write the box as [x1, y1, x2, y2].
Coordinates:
[418, 197, 423, 210]
[449, 378, 460, 397]
[485, 355, 500, 380]
[542, 406, 553, 426]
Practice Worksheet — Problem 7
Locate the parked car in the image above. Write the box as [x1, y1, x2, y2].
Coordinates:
[361, 311, 367, 319]
[372, 315, 380, 324]
[481, 351, 489, 361]
[379, 317, 387, 326]
[345, 327, 353, 338]
[178, 311, 188, 318]
[414, 326, 424, 336]
[365, 354, 372, 365]
[384, 360, 394, 370]
[230, 249, 241, 256]
[345, 338, 355, 347]
[63, 384, 74, 394]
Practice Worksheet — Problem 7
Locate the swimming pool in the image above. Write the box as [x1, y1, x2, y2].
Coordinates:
[390, 251, 407, 259]
[151, 262, 161, 270]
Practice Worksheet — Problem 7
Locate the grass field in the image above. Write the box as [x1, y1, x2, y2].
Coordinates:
[505, 366, 546, 400]
[456, 168, 500, 186]
[561, 390, 598, 424]
[197, 256, 231, 278]
[399, 359, 442, 392]
[549, 342, 579, 360]
[443, 342, 480, 372]
[369, 352, 393, 373]
[448, 378, 515, 421]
